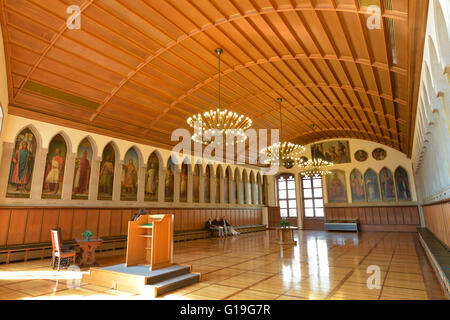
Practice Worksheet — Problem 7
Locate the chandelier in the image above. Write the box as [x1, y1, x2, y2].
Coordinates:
[187, 48, 252, 145]
[299, 158, 334, 177]
[259, 98, 305, 168]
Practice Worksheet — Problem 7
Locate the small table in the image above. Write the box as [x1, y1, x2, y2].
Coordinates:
[276, 227, 297, 246]
[75, 237, 103, 267]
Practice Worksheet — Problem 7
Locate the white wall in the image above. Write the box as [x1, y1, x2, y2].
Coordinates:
[412, 0, 450, 205]
[0, 22, 9, 170]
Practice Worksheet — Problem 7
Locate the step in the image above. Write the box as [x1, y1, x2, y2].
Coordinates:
[150, 272, 200, 296]
[146, 265, 191, 284]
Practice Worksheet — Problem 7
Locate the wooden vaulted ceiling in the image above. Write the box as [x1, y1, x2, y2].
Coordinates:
[0, 0, 428, 154]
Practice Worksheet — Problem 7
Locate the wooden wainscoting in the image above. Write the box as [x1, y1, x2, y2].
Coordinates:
[325, 206, 421, 232]
[0, 207, 263, 247]
[422, 200, 450, 248]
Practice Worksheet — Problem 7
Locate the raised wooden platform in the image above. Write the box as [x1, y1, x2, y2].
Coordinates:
[84, 264, 200, 297]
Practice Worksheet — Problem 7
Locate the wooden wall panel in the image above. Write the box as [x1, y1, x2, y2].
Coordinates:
[58, 209, 73, 240]
[24, 209, 43, 244]
[39, 209, 59, 242]
[121, 209, 132, 236]
[0, 209, 11, 246]
[98, 210, 112, 237]
[72, 209, 87, 239]
[86, 209, 99, 236]
[7, 209, 28, 245]
[423, 201, 450, 248]
[110, 211, 122, 236]
[324, 205, 421, 232]
[0, 207, 264, 247]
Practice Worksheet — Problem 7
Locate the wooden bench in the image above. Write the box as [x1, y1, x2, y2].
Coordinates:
[417, 228, 450, 298]
[0, 236, 128, 265]
[174, 224, 267, 242]
[324, 219, 359, 232]
[0, 225, 267, 264]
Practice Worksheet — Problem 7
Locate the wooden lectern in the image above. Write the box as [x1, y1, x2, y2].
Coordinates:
[126, 214, 174, 271]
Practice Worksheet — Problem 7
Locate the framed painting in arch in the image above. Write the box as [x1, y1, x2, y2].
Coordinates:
[311, 140, 350, 164]
[224, 170, 230, 203]
[145, 153, 159, 202]
[215, 169, 220, 203]
[350, 169, 366, 202]
[354, 150, 368, 162]
[372, 148, 387, 160]
[165, 157, 175, 202]
[193, 164, 200, 203]
[98, 143, 116, 200]
[42, 134, 67, 199]
[204, 166, 211, 203]
[121, 148, 139, 201]
[380, 168, 396, 201]
[395, 167, 411, 201]
[7, 128, 36, 198]
[364, 169, 381, 202]
[326, 170, 347, 203]
[72, 138, 93, 200]
[180, 163, 188, 202]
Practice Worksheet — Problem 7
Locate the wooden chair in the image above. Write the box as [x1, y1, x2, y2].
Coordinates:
[51, 229, 76, 271]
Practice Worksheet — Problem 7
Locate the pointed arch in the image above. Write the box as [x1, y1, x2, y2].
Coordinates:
[42, 133, 68, 199]
[72, 137, 94, 200]
[364, 169, 381, 202]
[379, 167, 396, 201]
[395, 166, 412, 201]
[145, 151, 160, 202]
[98, 142, 118, 200]
[12, 124, 42, 149]
[47, 131, 72, 155]
[6, 126, 38, 198]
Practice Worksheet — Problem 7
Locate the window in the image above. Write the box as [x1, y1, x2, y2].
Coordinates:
[302, 175, 324, 218]
[277, 174, 297, 218]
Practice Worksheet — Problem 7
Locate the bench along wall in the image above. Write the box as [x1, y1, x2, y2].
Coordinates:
[323, 205, 421, 232]
[0, 207, 263, 247]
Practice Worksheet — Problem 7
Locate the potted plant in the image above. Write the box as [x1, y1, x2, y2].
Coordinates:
[82, 230, 93, 241]
[279, 218, 290, 228]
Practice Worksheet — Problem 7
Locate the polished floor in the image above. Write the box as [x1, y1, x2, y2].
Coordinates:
[0, 230, 446, 300]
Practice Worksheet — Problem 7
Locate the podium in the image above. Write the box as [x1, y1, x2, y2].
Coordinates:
[85, 213, 200, 296]
[126, 214, 173, 270]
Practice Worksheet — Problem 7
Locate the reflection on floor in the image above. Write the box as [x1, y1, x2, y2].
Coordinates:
[0, 230, 446, 300]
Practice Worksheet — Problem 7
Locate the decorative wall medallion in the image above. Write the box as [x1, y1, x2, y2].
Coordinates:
[354, 150, 368, 162]
[372, 148, 387, 161]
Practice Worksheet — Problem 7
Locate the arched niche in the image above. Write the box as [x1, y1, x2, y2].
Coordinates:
[98, 142, 118, 200]
[72, 137, 94, 200]
[6, 126, 39, 199]
[42, 133, 68, 199]
[121, 147, 140, 201]
[145, 151, 161, 202]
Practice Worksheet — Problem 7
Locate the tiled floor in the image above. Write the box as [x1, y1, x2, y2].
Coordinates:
[0, 230, 446, 300]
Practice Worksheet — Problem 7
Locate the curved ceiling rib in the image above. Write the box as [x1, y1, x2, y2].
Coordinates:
[89, 4, 406, 122]
[1, 0, 428, 156]
[145, 54, 405, 130]
[13, 0, 95, 99]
